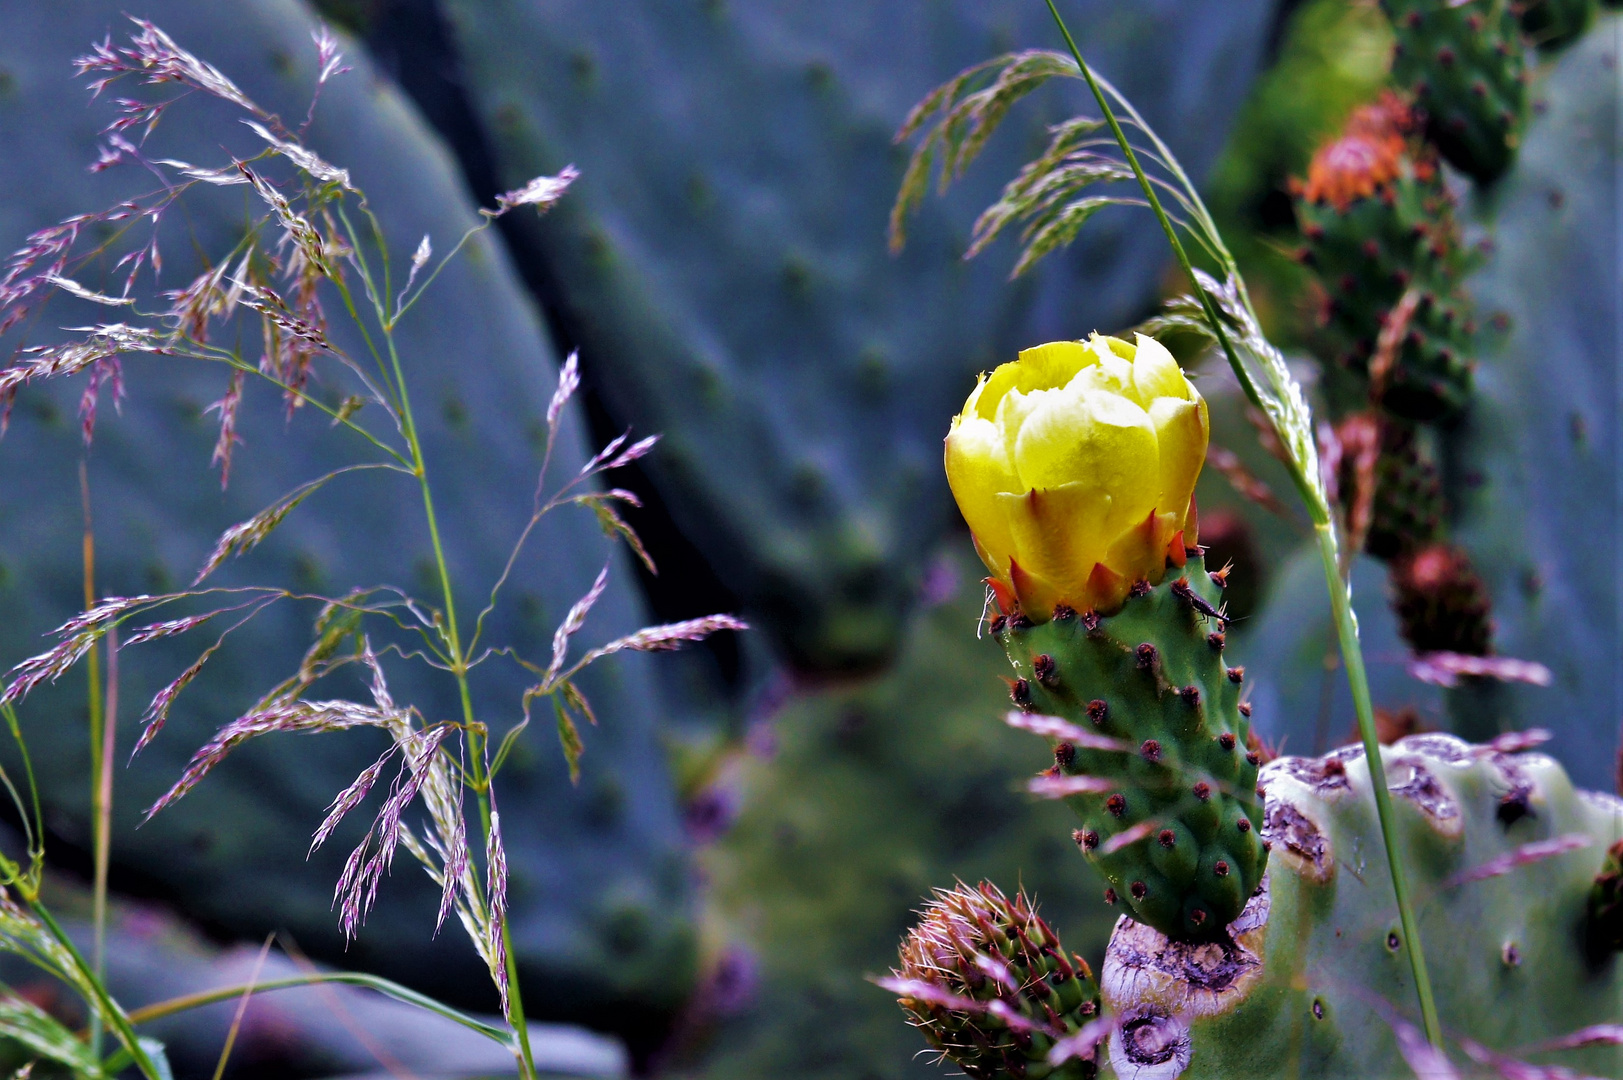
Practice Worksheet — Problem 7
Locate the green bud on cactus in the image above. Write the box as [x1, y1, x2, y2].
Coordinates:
[881, 881, 1103, 1080]
[997, 556, 1267, 941]
[1382, 0, 1529, 183]
[1391, 542, 1495, 655]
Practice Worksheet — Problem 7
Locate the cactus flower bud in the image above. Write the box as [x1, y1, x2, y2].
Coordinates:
[945, 334, 1208, 619]
[881, 881, 1103, 1079]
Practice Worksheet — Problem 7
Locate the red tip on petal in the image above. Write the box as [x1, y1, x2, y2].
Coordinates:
[984, 576, 1016, 615]
[1009, 558, 1041, 612]
[1086, 561, 1126, 609]
[1135, 508, 1159, 543]
[1168, 530, 1187, 568]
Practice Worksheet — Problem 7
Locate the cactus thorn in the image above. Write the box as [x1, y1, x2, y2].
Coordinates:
[1010, 678, 1031, 707]
[1214, 860, 1230, 877]
[1239, 702, 1252, 717]
[1055, 742, 1076, 769]
[1107, 793, 1128, 817]
[1087, 699, 1109, 725]
[1219, 732, 1237, 751]
[1136, 643, 1159, 670]
[1193, 781, 1212, 801]
[1181, 685, 1201, 706]
[1142, 739, 1163, 762]
[1130, 881, 1148, 899]
[1034, 653, 1057, 685]
[1077, 828, 1099, 850]
[1052, 603, 1076, 622]
[1129, 579, 1152, 599]
[1227, 666, 1245, 684]
[1158, 829, 1177, 848]
[1208, 631, 1226, 651]
[1104, 888, 1118, 905]
[1237, 818, 1252, 833]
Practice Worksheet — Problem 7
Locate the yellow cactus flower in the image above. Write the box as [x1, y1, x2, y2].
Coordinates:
[945, 333, 1208, 620]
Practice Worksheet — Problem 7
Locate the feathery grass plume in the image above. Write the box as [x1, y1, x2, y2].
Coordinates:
[0, 20, 747, 1077]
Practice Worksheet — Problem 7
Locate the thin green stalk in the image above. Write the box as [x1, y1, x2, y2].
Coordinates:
[124, 971, 514, 1046]
[27, 900, 162, 1080]
[1314, 525, 1441, 1037]
[79, 464, 108, 1061]
[381, 322, 538, 1079]
[1042, 0, 1442, 1047]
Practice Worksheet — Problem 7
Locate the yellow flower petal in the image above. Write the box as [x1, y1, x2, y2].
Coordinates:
[1132, 333, 1192, 404]
[1147, 395, 1209, 527]
[945, 411, 1021, 577]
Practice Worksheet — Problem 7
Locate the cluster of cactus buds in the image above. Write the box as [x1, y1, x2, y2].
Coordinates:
[880, 882, 1103, 1079]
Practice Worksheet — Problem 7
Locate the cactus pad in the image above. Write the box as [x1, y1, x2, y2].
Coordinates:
[1102, 734, 1623, 1079]
[996, 556, 1266, 941]
[885, 881, 1103, 1079]
[1382, 0, 1530, 182]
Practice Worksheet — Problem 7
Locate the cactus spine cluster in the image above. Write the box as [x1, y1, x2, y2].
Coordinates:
[883, 882, 1103, 1079]
[1101, 735, 1623, 1079]
[994, 555, 1267, 941]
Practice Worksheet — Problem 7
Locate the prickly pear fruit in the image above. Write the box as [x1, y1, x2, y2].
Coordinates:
[1382, 0, 1530, 182]
[996, 556, 1266, 941]
[1294, 95, 1474, 420]
[882, 881, 1103, 1080]
[1592, 839, 1623, 953]
[1102, 734, 1623, 1079]
[1391, 542, 1495, 655]
[1517, 0, 1598, 49]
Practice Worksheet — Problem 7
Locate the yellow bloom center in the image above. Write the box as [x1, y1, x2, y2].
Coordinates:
[945, 334, 1208, 619]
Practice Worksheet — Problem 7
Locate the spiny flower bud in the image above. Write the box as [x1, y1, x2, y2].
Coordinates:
[945, 334, 1208, 620]
[881, 881, 1103, 1079]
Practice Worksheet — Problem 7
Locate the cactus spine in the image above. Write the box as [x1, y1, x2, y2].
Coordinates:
[995, 555, 1267, 941]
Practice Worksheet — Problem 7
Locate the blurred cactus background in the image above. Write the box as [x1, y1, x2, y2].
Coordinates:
[0, 0, 1616, 1076]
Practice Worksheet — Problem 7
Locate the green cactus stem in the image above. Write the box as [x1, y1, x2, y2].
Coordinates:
[1293, 95, 1475, 421]
[996, 555, 1267, 941]
[1382, 0, 1530, 183]
[882, 881, 1103, 1080]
